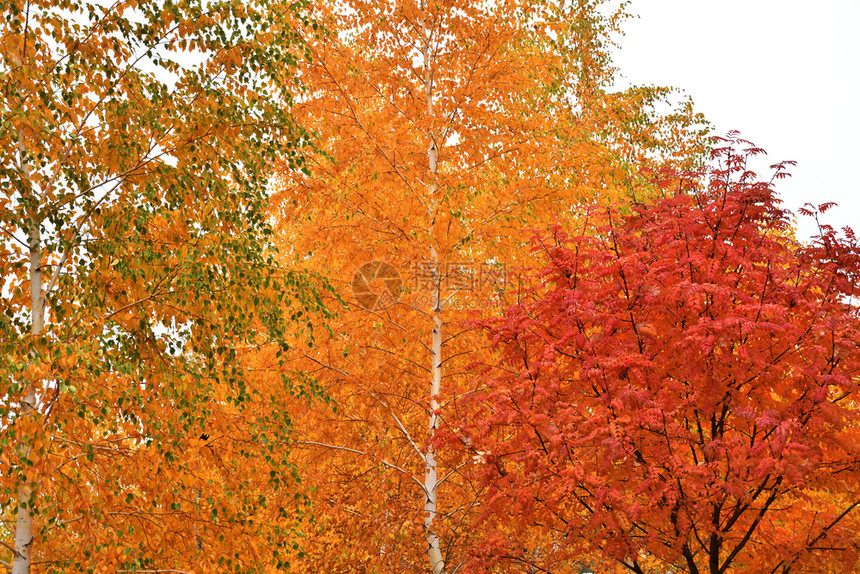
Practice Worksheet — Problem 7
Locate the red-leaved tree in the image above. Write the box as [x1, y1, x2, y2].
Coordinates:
[456, 136, 860, 574]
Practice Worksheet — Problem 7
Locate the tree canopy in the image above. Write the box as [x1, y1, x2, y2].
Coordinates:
[457, 137, 860, 574]
[2, 0, 855, 571]
[0, 0, 326, 571]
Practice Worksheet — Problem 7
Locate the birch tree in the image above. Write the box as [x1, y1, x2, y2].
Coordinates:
[0, 0, 324, 570]
[272, 0, 707, 571]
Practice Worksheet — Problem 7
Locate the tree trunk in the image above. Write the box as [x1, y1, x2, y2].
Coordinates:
[423, 13, 447, 574]
[12, 213, 43, 574]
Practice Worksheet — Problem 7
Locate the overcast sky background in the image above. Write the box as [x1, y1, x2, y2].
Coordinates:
[611, 0, 859, 240]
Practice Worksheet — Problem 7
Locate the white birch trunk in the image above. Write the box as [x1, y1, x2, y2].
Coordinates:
[12, 137, 43, 574]
[423, 14, 447, 574]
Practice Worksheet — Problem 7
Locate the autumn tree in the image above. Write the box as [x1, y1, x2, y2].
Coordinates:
[459, 136, 860, 573]
[271, 0, 707, 572]
[0, 0, 325, 571]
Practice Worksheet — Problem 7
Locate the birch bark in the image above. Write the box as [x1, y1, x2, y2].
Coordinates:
[12, 138, 43, 574]
[423, 12, 447, 574]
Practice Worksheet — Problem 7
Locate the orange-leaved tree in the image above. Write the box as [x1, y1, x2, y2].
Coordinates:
[271, 0, 708, 572]
[458, 136, 860, 573]
[0, 0, 326, 571]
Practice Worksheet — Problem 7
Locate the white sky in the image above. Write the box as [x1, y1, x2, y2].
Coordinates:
[612, 0, 860, 240]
